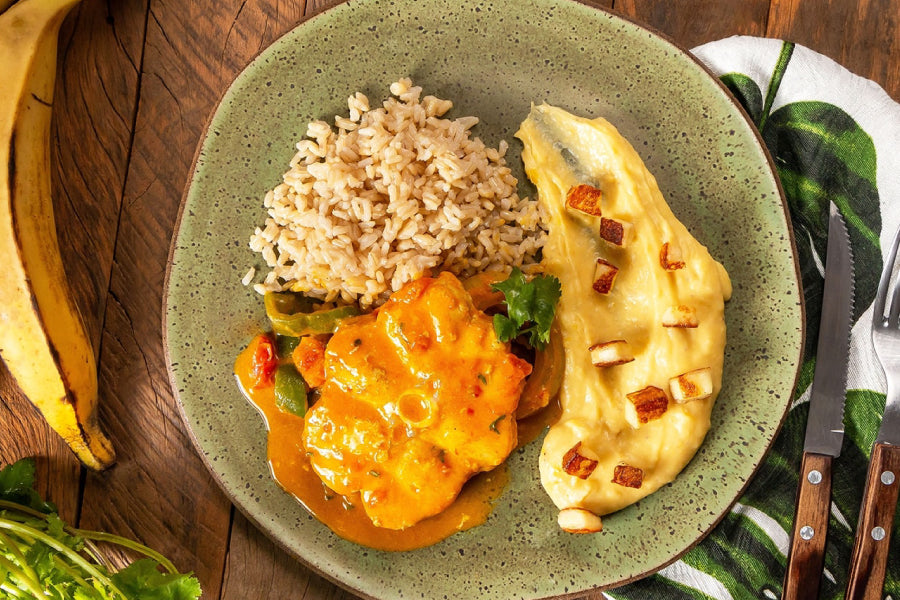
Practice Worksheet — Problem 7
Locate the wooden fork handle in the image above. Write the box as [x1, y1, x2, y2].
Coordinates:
[783, 452, 833, 600]
[845, 442, 900, 600]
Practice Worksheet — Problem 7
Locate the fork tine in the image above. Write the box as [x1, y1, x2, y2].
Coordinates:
[891, 269, 900, 327]
[891, 274, 900, 326]
[881, 224, 900, 326]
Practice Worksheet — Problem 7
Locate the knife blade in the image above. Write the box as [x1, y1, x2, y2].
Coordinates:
[845, 222, 900, 600]
[783, 201, 855, 600]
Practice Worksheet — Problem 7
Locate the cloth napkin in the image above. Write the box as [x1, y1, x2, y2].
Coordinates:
[606, 36, 900, 600]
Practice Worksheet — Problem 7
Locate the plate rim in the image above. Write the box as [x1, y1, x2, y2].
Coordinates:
[162, 0, 806, 597]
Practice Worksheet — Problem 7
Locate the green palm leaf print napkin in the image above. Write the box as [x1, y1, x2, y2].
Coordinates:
[606, 37, 900, 600]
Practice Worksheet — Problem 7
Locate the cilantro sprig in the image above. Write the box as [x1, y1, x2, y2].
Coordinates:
[490, 268, 561, 350]
[0, 458, 201, 600]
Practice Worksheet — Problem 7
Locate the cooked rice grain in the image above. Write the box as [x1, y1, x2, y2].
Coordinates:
[248, 78, 546, 308]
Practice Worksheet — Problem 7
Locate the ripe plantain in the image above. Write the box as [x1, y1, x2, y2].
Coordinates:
[0, 0, 115, 470]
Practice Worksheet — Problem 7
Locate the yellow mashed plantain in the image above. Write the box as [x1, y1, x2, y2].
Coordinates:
[516, 104, 732, 524]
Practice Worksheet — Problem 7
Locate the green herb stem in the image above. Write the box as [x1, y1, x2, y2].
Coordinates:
[1, 458, 202, 599]
[52, 554, 94, 590]
[0, 581, 29, 598]
[72, 528, 178, 574]
[0, 501, 47, 520]
[1, 497, 177, 575]
[0, 518, 128, 599]
[0, 553, 43, 599]
[489, 414, 506, 433]
[0, 528, 39, 585]
[81, 537, 115, 571]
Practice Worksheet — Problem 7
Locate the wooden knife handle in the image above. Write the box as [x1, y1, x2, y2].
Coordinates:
[783, 452, 833, 600]
[845, 442, 900, 600]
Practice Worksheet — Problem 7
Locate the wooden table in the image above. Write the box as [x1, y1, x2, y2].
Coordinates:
[2, 0, 898, 597]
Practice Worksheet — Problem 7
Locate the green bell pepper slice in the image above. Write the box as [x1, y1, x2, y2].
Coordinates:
[264, 292, 361, 337]
[273, 364, 308, 417]
[274, 334, 300, 360]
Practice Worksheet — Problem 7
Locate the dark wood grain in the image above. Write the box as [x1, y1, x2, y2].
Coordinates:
[783, 452, 833, 600]
[845, 442, 900, 600]
[615, 0, 769, 48]
[220, 511, 359, 600]
[53, 0, 145, 344]
[767, 0, 900, 101]
[221, 512, 309, 600]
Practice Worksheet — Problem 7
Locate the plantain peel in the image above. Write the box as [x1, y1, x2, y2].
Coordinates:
[516, 104, 731, 526]
[0, 0, 114, 470]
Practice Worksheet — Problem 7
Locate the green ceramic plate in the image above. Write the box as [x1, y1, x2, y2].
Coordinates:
[165, 0, 802, 597]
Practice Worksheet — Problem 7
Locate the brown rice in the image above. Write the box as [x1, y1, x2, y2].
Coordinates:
[246, 78, 546, 308]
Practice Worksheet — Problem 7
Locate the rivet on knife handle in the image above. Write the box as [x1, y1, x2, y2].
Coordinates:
[845, 442, 900, 600]
[783, 452, 833, 600]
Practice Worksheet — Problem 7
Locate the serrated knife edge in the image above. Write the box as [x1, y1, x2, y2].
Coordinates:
[803, 201, 855, 457]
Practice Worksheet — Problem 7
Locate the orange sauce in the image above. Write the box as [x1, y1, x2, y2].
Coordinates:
[234, 340, 515, 551]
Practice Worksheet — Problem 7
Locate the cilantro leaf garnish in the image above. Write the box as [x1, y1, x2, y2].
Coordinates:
[492, 313, 521, 344]
[112, 559, 202, 600]
[0, 458, 202, 600]
[491, 268, 561, 350]
[0, 456, 55, 514]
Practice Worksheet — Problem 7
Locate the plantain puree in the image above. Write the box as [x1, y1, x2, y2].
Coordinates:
[516, 104, 732, 527]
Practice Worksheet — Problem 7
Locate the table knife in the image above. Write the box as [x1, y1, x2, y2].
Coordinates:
[783, 202, 855, 600]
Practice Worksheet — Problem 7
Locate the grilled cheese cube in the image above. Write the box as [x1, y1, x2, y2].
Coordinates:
[592, 259, 619, 294]
[562, 441, 599, 479]
[557, 508, 603, 534]
[589, 340, 634, 367]
[659, 242, 686, 271]
[566, 184, 603, 216]
[599, 217, 633, 248]
[625, 385, 669, 427]
[612, 464, 644, 488]
[662, 305, 698, 328]
[670, 367, 714, 403]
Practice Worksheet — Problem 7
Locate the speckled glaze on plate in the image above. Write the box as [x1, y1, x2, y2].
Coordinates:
[164, 0, 803, 598]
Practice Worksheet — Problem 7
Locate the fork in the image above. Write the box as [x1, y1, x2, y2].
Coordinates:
[845, 223, 900, 600]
